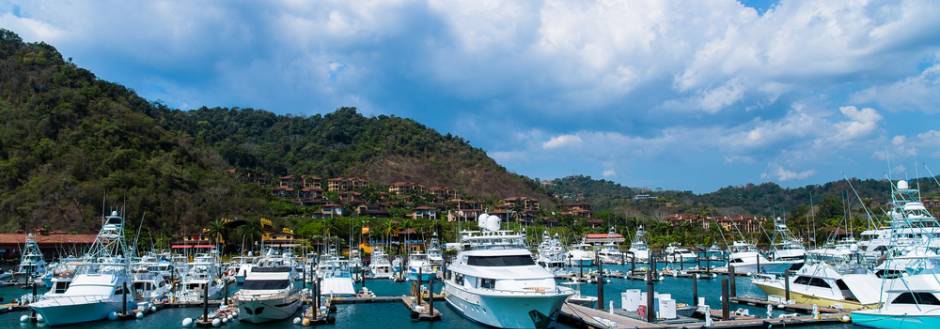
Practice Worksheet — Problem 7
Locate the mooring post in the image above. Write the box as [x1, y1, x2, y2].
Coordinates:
[784, 271, 791, 302]
[692, 273, 698, 307]
[428, 271, 434, 316]
[756, 254, 761, 274]
[123, 281, 128, 316]
[729, 265, 736, 298]
[680, 254, 684, 271]
[203, 280, 209, 322]
[223, 279, 229, 305]
[721, 278, 730, 320]
[315, 276, 321, 315]
[631, 255, 636, 274]
[646, 263, 655, 323]
[595, 250, 604, 310]
[417, 267, 423, 306]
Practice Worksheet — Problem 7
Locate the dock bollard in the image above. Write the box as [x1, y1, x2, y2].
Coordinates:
[721, 278, 730, 320]
[729, 265, 736, 298]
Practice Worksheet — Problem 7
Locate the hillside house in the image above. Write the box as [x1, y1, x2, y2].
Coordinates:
[562, 203, 593, 218]
[411, 206, 438, 220]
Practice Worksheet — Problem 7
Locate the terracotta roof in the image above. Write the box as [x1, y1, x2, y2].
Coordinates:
[0, 233, 97, 245]
[585, 233, 623, 239]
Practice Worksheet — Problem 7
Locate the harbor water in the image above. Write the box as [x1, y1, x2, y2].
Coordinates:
[0, 267, 854, 329]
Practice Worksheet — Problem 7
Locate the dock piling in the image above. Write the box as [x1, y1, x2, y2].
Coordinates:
[595, 251, 604, 310]
[692, 273, 698, 307]
[721, 278, 730, 320]
[756, 254, 761, 274]
[646, 251, 655, 323]
[729, 265, 736, 298]
[784, 271, 791, 301]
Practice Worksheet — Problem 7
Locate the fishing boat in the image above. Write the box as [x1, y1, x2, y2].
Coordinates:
[369, 246, 393, 279]
[228, 255, 257, 284]
[428, 232, 445, 272]
[234, 255, 302, 323]
[15, 233, 47, 285]
[131, 254, 171, 302]
[30, 210, 138, 326]
[565, 242, 595, 267]
[536, 232, 567, 270]
[628, 226, 650, 262]
[595, 227, 626, 264]
[753, 261, 883, 310]
[317, 255, 356, 296]
[406, 252, 436, 281]
[767, 217, 806, 270]
[726, 241, 793, 274]
[444, 214, 574, 328]
[176, 253, 224, 302]
[852, 255, 940, 327]
[664, 243, 697, 263]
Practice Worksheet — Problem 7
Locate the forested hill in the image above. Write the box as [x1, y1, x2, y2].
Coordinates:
[546, 174, 940, 217]
[0, 29, 546, 233]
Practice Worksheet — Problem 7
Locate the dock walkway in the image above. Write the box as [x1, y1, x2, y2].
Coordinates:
[559, 303, 850, 329]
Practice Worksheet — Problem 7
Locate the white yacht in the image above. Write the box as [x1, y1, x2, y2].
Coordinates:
[565, 242, 595, 267]
[536, 232, 567, 270]
[16, 233, 47, 284]
[228, 255, 257, 284]
[444, 214, 573, 328]
[234, 256, 302, 323]
[753, 261, 883, 310]
[852, 256, 940, 327]
[628, 226, 650, 262]
[369, 247, 393, 279]
[30, 210, 138, 326]
[726, 241, 793, 274]
[428, 233, 445, 272]
[317, 255, 356, 296]
[406, 252, 436, 281]
[131, 255, 170, 302]
[176, 253, 224, 302]
[664, 243, 697, 263]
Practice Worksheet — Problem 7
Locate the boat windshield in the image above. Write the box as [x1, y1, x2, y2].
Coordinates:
[467, 255, 535, 267]
[242, 279, 289, 290]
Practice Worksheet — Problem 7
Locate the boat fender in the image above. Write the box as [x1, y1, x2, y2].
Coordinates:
[293, 317, 301, 325]
[36, 314, 44, 322]
[136, 312, 144, 319]
[302, 318, 311, 326]
[841, 315, 850, 323]
[221, 317, 228, 324]
[211, 318, 221, 327]
[108, 311, 118, 320]
[19, 315, 28, 323]
[182, 317, 194, 327]
[151, 306, 158, 313]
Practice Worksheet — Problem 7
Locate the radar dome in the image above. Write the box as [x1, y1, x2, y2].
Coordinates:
[898, 180, 909, 190]
[477, 213, 489, 229]
[484, 215, 501, 232]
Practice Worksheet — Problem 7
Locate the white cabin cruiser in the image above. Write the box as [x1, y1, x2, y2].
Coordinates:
[177, 253, 224, 302]
[444, 214, 573, 328]
[565, 242, 595, 267]
[369, 247, 393, 279]
[628, 226, 650, 262]
[228, 255, 257, 284]
[234, 256, 301, 323]
[726, 241, 793, 274]
[16, 233, 47, 284]
[664, 243, 697, 263]
[753, 261, 884, 310]
[30, 210, 137, 326]
[536, 232, 567, 270]
[406, 252, 436, 281]
[317, 255, 356, 296]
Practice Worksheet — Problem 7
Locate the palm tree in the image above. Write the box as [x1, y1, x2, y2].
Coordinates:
[236, 220, 263, 254]
[206, 218, 227, 250]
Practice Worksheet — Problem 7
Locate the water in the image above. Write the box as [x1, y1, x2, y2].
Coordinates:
[0, 271, 855, 329]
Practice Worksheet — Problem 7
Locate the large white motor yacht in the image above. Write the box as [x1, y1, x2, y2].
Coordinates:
[369, 247, 394, 279]
[234, 256, 301, 323]
[30, 211, 138, 326]
[444, 214, 573, 329]
[628, 226, 650, 262]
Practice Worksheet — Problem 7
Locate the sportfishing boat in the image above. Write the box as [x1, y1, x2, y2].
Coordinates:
[369, 246, 393, 279]
[664, 243, 697, 263]
[228, 255, 257, 284]
[767, 217, 806, 270]
[753, 261, 883, 310]
[406, 252, 436, 281]
[131, 255, 171, 302]
[536, 232, 567, 270]
[234, 255, 302, 323]
[628, 226, 650, 262]
[15, 233, 47, 285]
[726, 241, 793, 274]
[852, 255, 940, 327]
[566, 242, 595, 267]
[595, 227, 626, 264]
[428, 232, 445, 272]
[444, 214, 574, 328]
[176, 253, 224, 302]
[30, 210, 138, 326]
[317, 255, 356, 296]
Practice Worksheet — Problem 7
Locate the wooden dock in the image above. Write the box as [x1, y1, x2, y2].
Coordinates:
[329, 294, 444, 304]
[401, 296, 441, 321]
[559, 302, 850, 329]
[0, 303, 28, 313]
[730, 296, 844, 314]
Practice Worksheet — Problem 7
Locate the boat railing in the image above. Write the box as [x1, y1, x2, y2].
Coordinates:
[36, 294, 111, 306]
[234, 290, 290, 301]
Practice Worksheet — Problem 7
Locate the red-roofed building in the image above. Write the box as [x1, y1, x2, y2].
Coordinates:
[584, 231, 625, 244]
[0, 231, 97, 258]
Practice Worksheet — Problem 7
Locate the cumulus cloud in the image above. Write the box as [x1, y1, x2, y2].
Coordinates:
[852, 63, 940, 113]
[542, 134, 583, 149]
[602, 169, 616, 178]
[763, 165, 815, 182]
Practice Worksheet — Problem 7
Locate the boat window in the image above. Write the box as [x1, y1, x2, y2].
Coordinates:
[808, 278, 830, 288]
[892, 292, 940, 305]
[242, 280, 290, 290]
[467, 255, 535, 267]
[455, 273, 464, 285]
[794, 276, 811, 285]
[115, 286, 125, 295]
[480, 278, 495, 289]
[54, 282, 69, 294]
[835, 280, 850, 290]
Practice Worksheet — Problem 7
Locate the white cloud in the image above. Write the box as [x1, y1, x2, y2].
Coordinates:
[763, 165, 815, 182]
[602, 169, 616, 178]
[542, 134, 583, 149]
[852, 63, 940, 112]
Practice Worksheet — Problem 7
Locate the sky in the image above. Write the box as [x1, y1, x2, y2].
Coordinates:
[2, 0, 940, 193]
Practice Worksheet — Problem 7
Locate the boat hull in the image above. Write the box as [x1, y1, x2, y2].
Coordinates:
[852, 311, 940, 328]
[444, 281, 570, 329]
[31, 299, 130, 326]
[406, 271, 435, 282]
[236, 296, 301, 324]
[728, 261, 796, 275]
[753, 281, 876, 310]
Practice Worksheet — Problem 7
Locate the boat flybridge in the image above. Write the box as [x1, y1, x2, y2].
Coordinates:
[726, 241, 793, 274]
[628, 226, 650, 262]
[664, 243, 697, 263]
[853, 255, 940, 327]
[596, 227, 626, 264]
[444, 213, 573, 329]
[859, 180, 940, 267]
[30, 210, 138, 326]
[317, 254, 356, 297]
[536, 231, 567, 270]
[767, 217, 806, 268]
[234, 254, 302, 323]
[369, 246, 394, 279]
[16, 233, 47, 284]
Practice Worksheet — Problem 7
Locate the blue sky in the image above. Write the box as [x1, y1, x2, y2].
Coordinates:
[2, 0, 940, 192]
